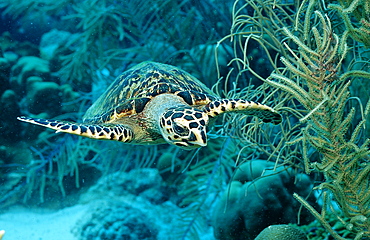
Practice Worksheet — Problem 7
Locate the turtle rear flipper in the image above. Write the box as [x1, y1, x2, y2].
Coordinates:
[17, 116, 133, 142]
[203, 99, 282, 125]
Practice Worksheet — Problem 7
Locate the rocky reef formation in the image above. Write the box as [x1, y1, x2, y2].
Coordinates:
[212, 160, 316, 240]
[73, 168, 179, 240]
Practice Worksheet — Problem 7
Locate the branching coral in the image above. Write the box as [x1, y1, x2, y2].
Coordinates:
[267, 8, 370, 240]
[328, 0, 370, 47]
[218, 0, 370, 239]
[3, 0, 369, 239]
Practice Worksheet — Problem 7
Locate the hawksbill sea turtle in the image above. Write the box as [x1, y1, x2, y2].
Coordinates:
[18, 62, 281, 149]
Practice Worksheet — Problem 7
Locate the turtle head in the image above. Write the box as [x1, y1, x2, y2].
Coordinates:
[160, 106, 209, 149]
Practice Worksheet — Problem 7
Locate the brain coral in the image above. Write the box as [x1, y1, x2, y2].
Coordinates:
[254, 224, 307, 240]
[74, 200, 157, 240]
[212, 160, 316, 239]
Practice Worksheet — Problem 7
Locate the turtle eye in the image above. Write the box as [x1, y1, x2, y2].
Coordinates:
[173, 123, 189, 136]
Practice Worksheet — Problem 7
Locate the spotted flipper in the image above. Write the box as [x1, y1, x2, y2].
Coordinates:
[17, 116, 134, 142]
[203, 99, 282, 124]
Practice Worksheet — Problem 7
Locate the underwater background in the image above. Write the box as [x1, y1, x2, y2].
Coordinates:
[0, 0, 369, 239]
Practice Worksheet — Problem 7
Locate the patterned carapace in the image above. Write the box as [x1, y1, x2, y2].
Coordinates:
[18, 62, 281, 149]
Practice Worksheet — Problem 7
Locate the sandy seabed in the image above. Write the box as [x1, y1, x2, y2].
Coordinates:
[0, 204, 89, 240]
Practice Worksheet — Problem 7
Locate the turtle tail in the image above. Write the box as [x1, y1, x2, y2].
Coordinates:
[17, 116, 133, 142]
[202, 99, 282, 125]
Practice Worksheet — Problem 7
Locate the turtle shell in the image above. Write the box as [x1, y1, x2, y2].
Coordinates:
[83, 62, 217, 124]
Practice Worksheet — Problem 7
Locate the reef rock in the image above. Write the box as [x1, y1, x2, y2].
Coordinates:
[40, 29, 76, 72]
[0, 90, 21, 140]
[212, 160, 317, 240]
[0, 57, 11, 95]
[40, 29, 72, 61]
[26, 77, 61, 116]
[10, 56, 50, 92]
[76, 168, 179, 240]
[74, 200, 158, 240]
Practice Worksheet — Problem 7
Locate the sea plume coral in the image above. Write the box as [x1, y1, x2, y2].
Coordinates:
[217, 0, 370, 239]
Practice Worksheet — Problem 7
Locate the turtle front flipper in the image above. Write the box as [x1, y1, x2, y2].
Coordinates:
[203, 99, 282, 125]
[17, 116, 133, 142]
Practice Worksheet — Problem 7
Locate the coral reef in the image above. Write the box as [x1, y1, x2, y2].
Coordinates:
[39, 29, 74, 62]
[0, 89, 21, 140]
[219, 0, 370, 239]
[329, 0, 370, 47]
[75, 200, 158, 240]
[297, 213, 357, 239]
[0, 0, 232, 211]
[254, 224, 307, 240]
[26, 79, 61, 115]
[1, 0, 369, 239]
[79, 168, 170, 204]
[10, 56, 50, 91]
[212, 160, 316, 240]
[74, 168, 178, 240]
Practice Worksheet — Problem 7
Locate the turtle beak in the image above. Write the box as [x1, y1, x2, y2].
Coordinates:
[180, 125, 207, 149]
[174, 140, 206, 150]
[191, 126, 207, 146]
[170, 127, 207, 150]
